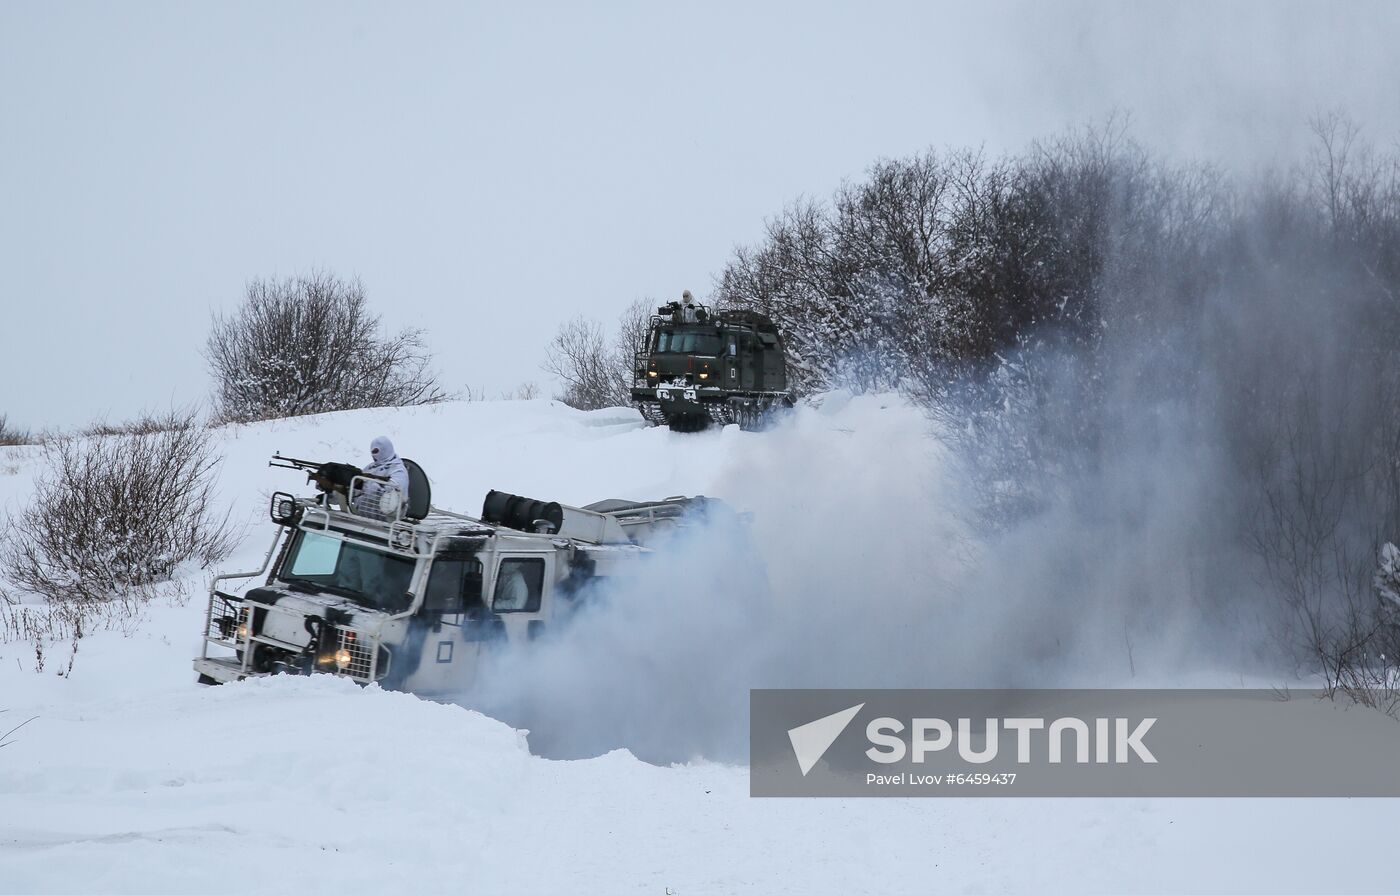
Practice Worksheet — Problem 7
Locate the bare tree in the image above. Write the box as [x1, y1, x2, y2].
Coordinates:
[204, 272, 447, 423]
[545, 298, 653, 411]
[1, 408, 236, 653]
[544, 316, 612, 410]
[612, 297, 654, 395]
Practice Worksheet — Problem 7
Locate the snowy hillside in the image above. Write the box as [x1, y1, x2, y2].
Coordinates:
[3, 397, 1400, 893]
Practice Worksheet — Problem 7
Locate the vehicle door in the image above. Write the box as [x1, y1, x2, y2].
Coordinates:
[723, 334, 741, 389]
[488, 553, 553, 644]
[392, 550, 495, 696]
[760, 332, 783, 390]
[738, 332, 758, 390]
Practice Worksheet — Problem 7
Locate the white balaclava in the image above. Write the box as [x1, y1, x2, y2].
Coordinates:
[370, 435, 396, 465]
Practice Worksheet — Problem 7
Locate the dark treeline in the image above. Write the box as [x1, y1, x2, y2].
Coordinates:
[718, 116, 1400, 679]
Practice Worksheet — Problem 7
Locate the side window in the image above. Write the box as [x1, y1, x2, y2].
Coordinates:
[424, 560, 465, 614]
[425, 558, 486, 615]
[463, 560, 485, 614]
[492, 558, 545, 613]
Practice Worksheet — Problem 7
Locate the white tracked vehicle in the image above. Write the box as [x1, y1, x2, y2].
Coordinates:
[193, 456, 718, 699]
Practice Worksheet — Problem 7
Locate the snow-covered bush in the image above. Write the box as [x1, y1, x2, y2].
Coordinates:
[0, 409, 235, 642]
[205, 272, 446, 423]
[714, 132, 1147, 397]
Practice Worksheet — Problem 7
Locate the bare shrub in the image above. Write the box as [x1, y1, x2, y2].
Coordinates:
[545, 299, 652, 410]
[80, 407, 202, 438]
[0, 414, 32, 446]
[205, 272, 447, 423]
[0, 408, 236, 650]
[1, 592, 92, 657]
[1286, 543, 1400, 719]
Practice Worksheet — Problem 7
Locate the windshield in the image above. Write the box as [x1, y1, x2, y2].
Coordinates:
[279, 530, 416, 612]
[655, 328, 723, 356]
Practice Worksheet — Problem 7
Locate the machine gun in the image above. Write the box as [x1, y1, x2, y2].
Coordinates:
[269, 452, 384, 494]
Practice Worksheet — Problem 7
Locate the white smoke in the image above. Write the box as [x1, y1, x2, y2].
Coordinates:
[467, 390, 1270, 764]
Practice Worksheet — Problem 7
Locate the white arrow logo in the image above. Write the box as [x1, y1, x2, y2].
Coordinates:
[787, 703, 864, 776]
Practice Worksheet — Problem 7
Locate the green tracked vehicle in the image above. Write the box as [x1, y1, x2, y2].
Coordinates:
[630, 297, 793, 431]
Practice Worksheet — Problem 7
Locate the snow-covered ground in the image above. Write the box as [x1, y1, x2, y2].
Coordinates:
[3, 397, 1399, 893]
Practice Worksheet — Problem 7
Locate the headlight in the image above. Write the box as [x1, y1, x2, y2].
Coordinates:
[334, 648, 353, 669]
[698, 372, 709, 380]
[648, 370, 658, 378]
[269, 491, 297, 524]
[237, 622, 249, 641]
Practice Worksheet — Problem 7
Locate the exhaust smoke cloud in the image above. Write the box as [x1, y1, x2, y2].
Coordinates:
[471, 389, 1272, 764]
[473, 118, 1400, 764]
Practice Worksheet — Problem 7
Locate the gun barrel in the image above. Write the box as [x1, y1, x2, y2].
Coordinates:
[276, 453, 314, 463]
[268, 456, 374, 494]
[268, 454, 320, 471]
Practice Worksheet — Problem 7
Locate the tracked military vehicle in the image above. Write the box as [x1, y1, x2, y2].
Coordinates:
[631, 297, 793, 431]
[193, 456, 719, 700]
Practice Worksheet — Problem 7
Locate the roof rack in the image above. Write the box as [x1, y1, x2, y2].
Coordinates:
[284, 488, 714, 554]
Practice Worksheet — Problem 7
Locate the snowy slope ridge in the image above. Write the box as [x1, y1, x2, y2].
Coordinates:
[3, 397, 1400, 893]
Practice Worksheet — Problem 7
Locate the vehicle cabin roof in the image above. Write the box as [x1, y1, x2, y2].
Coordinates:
[653, 309, 779, 335]
[291, 496, 658, 552]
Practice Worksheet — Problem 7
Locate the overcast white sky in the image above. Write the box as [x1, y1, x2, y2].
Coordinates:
[3, 1, 1398, 428]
